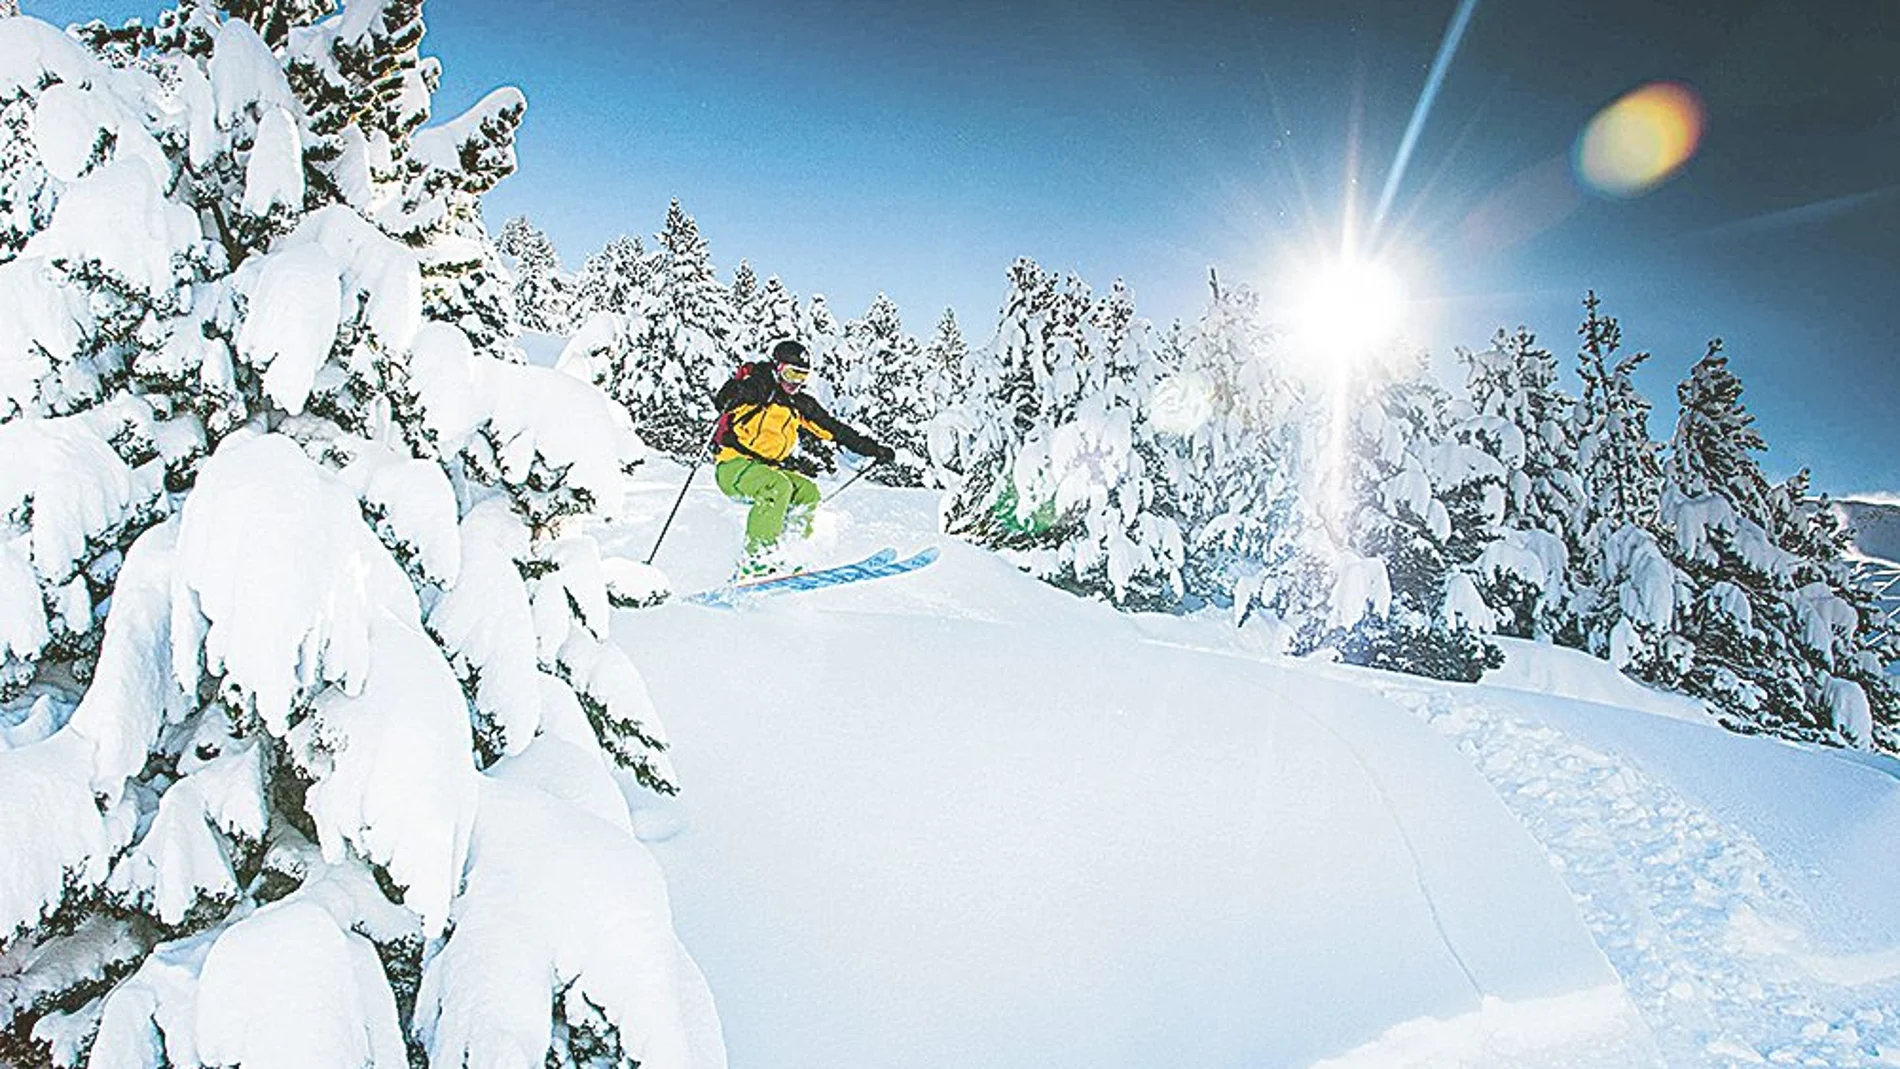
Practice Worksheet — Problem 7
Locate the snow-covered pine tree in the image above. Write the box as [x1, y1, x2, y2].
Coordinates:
[829, 291, 898, 424]
[1320, 355, 1502, 681]
[923, 306, 968, 406]
[748, 274, 801, 357]
[727, 258, 757, 340]
[1569, 292, 1683, 679]
[728, 260, 801, 367]
[1158, 277, 1325, 635]
[624, 198, 734, 456]
[403, 92, 524, 359]
[497, 214, 573, 336]
[569, 234, 651, 324]
[1659, 343, 1895, 748]
[919, 307, 971, 489]
[283, 0, 521, 361]
[554, 235, 655, 406]
[1765, 471, 1900, 750]
[726, 262, 804, 368]
[798, 291, 842, 371]
[1023, 278, 1185, 606]
[0, 7, 722, 1068]
[1455, 328, 1587, 640]
[923, 307, 972, 486]
[845, 293, 934, 487]
[726, 262, 801, 366]
[939, 258, 1087, 546]
[0, 6, 49, 256]
[1575, 294, 1664, 532]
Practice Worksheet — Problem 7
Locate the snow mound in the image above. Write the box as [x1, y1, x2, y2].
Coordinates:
[195, 899, 407, 1069]
[171, 432, 417, 729]
[415, 778, 723, 1069]
[1485, 637, 1712, 723]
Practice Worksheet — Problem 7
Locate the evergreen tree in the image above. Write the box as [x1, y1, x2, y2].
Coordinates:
[831, 291, 901, 424]
[220, 0, 334, 50]
[846, 293, 933, 487]
[621, 199, 733, 455]
[1767, 472, 1900, 750]
[799, 291, 843, 372]
[919, 307, 971, 489]
[497, 214, 573, 335]
[747, 274, 801, 358]
[1660, 344, 1896, 747]
[0, 50, 51, 256]
[1455, 328, 1587, 640]
[551, 236, 655, 427]
[941, 267, 1183, 605]
[1320, 357, 1502, 681]
[1574, 293, 1664, 532]
[924, 307, 969, 406]
[728, 259, 804, 364]
[1569, 292, 1682, 677]
[0, 8, 718, 1067]
[1163, 279, 1323, 633]
[939, 258, 1084, 545]
[1030, 279, 1185, 606]
[408, 96, 526, 357]
[727, 257, 757, 335]
[569, 234, 651, 323]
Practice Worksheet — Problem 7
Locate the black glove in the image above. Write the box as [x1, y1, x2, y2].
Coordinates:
[867, 441, 897, 464]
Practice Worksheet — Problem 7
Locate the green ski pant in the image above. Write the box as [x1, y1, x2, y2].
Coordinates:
[715, 458, 820, 552]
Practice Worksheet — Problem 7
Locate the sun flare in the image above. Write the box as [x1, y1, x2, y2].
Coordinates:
[1284, 255, 1410, 375]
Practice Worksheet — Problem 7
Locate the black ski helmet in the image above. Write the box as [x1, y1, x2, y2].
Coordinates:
[770, 339, 810, 369]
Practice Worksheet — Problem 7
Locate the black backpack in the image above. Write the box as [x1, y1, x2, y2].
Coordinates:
[710, 362, 776, 455]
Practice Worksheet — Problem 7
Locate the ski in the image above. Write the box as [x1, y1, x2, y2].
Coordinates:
[685, 547, 937, 608]
[721, 548, 898, 598]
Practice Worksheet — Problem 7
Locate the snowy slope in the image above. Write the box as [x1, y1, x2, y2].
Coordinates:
[596, 461, 1900, 1069]
[1835, 498, 1900, 659]
[1838, 497, 1900, 565]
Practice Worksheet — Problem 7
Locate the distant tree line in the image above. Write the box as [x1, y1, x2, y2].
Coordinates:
[500, 213, 1898, 753]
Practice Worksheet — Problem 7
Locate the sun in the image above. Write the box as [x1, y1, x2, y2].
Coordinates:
[1282, 254, 1411, 376]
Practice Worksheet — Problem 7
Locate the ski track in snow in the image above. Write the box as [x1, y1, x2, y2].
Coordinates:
[1367, 677, 1900, 1069]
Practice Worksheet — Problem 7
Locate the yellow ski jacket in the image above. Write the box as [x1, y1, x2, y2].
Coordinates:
[712, 362, 882, 465]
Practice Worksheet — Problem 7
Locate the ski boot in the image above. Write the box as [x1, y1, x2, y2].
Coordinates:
[732, 544, 801, 583]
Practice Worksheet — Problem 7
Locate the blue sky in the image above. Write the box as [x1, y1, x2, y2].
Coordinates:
[27, 0, 1900, 492]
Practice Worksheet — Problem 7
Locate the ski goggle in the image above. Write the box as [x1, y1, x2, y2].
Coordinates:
[777, 363, 811, 386]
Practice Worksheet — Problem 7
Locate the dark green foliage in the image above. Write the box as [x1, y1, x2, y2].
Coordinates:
[372, 934, 430, 1069]
[1574, 292, 1663, 534]
[547, 984, 635, 1069]
[1340, 616, 1504, 682]
[558, 663, 678, 798]
[219, 0, 336, 49]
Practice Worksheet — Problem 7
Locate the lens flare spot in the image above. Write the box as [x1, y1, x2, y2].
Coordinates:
[1575, 81, 1705, 198]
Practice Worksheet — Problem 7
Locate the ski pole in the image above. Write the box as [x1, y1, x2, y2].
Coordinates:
[644, 453, 704, 565]
[821, 456, 882, 505]
[646, 420, 722, 565]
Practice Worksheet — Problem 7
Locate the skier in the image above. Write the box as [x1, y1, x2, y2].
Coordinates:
[712, 339, 895, 577]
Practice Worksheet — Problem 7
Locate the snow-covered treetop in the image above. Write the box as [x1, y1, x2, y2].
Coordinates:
[1668, 340, 1769, 519]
